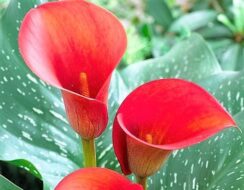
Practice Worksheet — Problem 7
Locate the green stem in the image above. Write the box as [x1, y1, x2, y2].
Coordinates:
[136, 176, 147, 190]
[211, 0, 224, 13]
[82, 138, 96, 167]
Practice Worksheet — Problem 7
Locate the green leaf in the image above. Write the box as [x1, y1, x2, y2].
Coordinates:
[7, 159, 42, 179]
[147, 0, 174, 29]
[169, 9, 244, 72]
[217, 14, 237, 33]
[121, 34, 221, 91]
[208, 38, 233, 52]
[219, 43, 242, 71]
[207, 39, 244, 71]
[198, 24, 233, 39]
[170, 10, 217, 32]
[0, 175, 22, 190]
[236, 47, 244, 71]
[151, 35, 181, 57]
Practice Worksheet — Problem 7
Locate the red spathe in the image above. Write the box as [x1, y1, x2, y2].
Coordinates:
[113, 79, 236, 176]
[55, 168, 143, 190]
[19, 0, 127, 139]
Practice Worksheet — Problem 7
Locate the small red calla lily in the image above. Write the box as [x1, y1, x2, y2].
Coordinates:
[55, 168, 143, 190]
[18, 0, 127, 139]
[113, 79, 236, 178]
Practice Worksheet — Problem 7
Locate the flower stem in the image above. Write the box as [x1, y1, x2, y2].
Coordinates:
[82, 138, 96, 167]
[136, 176, 147, 190]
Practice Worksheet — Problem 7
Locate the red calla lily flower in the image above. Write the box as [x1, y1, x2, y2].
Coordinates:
[18, 0, 127, 139]
[113, 79, 236, 178]
[55, 168, 143, 190]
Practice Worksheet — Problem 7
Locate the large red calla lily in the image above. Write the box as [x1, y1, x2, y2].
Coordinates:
[113, 79, 236, 178]
[18, 0, 127, 139]
[55, 168, 143, 190]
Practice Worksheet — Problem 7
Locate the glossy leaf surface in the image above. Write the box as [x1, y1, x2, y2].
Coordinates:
[0, 175, 22, 190]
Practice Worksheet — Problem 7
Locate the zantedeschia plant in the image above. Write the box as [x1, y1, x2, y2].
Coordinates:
[55, 168, 142, 190]
[113, 79, 236, 189]
[12, 0, 237, 189]
[18, 0, 127, 167]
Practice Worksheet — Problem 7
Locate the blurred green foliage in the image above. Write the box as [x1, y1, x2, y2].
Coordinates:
[91, 0, 243, 70]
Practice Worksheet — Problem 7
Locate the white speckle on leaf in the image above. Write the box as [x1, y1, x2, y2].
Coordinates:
[236, 92, 240, 101]
[191, 164, 194, 174]
[206, 160, 209, 168]
[184, 159, 188, 166]
[3, 76, 8, 82]
[97, 141, 103, 147]
[174, 173, 177, 183]
[32, 107, 44, 115]
[227, 171, 235, 176]
[172, 150, 178, 158]
[7, 119, 13, 124]
[22, 131, 33, 141]
[27, 74, 38, 84]
[192, 177, 196, 189]
[100, 160, 108, 168]
[98, 144, 113, 160]
[41, 134, 53, 142]
[240, 98, 244, 111]
[183, 182, 187, 190]
[17, 88, 26, 96]
[236, 159, 241, 164]
[227, 91, 231, 101]
[17, 2, 21, 9]
[49, 110, 68, 124]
